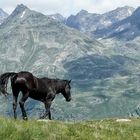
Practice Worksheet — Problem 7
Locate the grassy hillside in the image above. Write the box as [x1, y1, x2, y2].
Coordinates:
[0, 117, 139, 140]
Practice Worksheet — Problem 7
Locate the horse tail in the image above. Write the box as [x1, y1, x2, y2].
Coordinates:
[0, 72, 17, 95]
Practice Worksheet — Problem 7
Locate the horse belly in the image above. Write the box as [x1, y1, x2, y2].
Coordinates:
[29, 91, 46, 101]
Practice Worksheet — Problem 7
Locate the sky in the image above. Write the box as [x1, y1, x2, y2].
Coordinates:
[0, 0, 140, 17]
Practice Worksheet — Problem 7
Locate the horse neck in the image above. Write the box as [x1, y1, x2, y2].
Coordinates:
[55, 80, 66, 94]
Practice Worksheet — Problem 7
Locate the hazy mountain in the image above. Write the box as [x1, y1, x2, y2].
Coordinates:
[0, 4, 105, 120]
[65, 6, 140, 119]
[94, 7, 140, 40]
[0, 4, 139, 120]
[66, 6, 135, 36]
[0, 8, 8, 24]
[0, 4, 103, 73]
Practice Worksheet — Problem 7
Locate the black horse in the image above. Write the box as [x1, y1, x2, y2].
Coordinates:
[0, 71, 71, 120]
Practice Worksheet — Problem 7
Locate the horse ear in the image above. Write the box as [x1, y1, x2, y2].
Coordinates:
[68, 80, 71, 84]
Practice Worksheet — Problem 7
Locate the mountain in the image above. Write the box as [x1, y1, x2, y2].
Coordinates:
[48, 13, 66, 23]
[0, 8, 8, 24]
[0, 4, 105, 120]
[66, 6, 135, 37]
[94, 7, 140, 40]
[0, 4, 139, 120]
[66, 10, 100, 33]
[0, 4, 103, 74]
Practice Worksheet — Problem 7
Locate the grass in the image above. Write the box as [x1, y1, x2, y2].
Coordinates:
[0, 117, 139, 140]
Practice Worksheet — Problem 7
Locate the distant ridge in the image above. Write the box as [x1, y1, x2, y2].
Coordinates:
[66, 6, 135, 37]
[94, 6, 140, 40]
[0, 4, 140, 120]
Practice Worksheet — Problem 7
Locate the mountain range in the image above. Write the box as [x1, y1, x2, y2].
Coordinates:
[94, 7, 140, 40]
[66, 6, 135, 37]
[0, 4, 104, 120]
[0, 4, 140, 120]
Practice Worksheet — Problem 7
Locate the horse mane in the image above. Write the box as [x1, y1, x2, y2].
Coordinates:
[46, 78, 69, 84]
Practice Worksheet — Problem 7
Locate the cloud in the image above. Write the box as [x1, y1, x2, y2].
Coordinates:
[0, 0, 140, 17]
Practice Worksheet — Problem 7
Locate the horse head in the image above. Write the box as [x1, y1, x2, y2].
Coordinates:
[62, 80, 72, 102]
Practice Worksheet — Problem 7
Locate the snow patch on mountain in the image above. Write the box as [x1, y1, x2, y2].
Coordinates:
[115, 23, 131, 32]
[20, 10, 26, 18]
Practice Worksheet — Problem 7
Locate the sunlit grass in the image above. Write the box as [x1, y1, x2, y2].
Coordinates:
[0, 116, 139, 140]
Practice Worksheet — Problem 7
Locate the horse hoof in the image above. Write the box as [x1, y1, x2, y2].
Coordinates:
[14, 117, 17, 120]
[23, 117, 28, 120]
[39, 116, 44, 119]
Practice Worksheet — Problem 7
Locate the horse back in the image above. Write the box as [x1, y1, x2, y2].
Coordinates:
[12, 71, 36, 91]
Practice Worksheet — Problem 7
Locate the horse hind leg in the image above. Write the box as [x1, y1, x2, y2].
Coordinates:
[12, 87, 19, 119]
[19, 91, 29, 120]
[13, 95, 18, 119]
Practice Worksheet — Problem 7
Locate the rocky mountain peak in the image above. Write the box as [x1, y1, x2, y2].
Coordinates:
[10, 4, 28, 17]
[128, 6, 140, 27]
[103, 6, 135, 20]
[16, 4, 28, 11]
[131, 6, 140, 17]
[77, 10, 88, 15]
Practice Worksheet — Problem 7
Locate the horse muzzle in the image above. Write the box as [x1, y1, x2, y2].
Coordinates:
[66, 97, 72, 102]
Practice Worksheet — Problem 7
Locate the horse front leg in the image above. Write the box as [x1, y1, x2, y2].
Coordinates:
[19, 92, 29, 120]
[40, 100, 52, 119]
[40, 93, 55, 120]
[48, 111, 51, 120]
